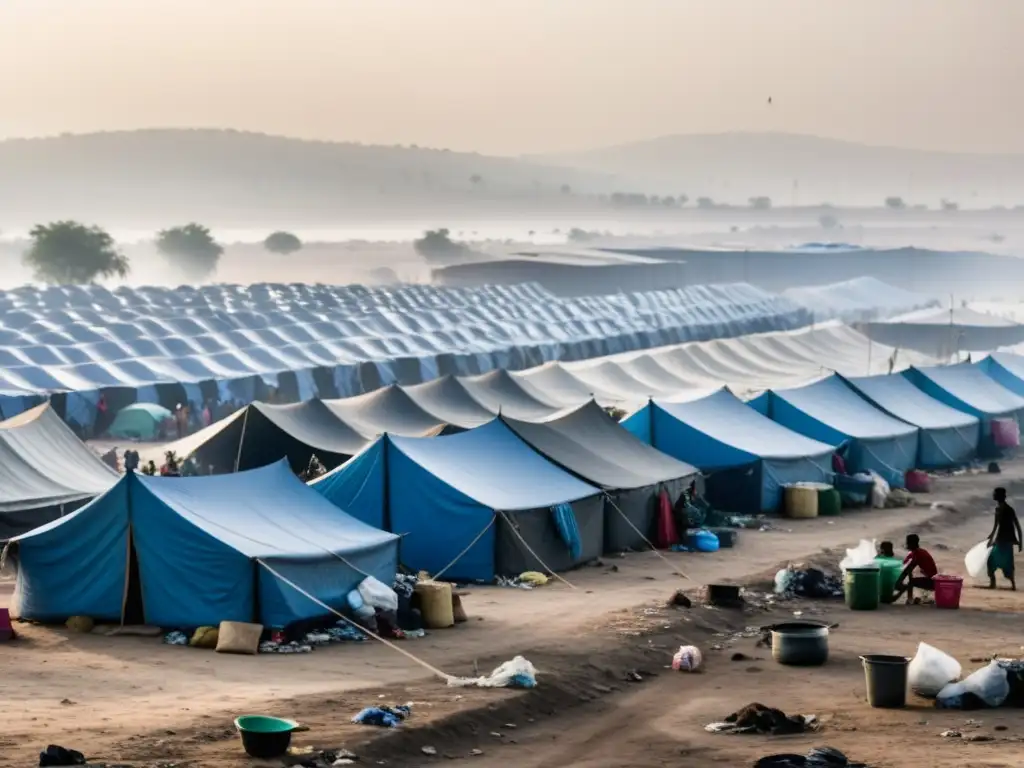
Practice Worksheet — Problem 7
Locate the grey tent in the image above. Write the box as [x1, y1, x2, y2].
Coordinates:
[0, 403, 119, 538]
[325, 385, 452, 438]
[141, 399, 369, 475]
[459, 369, 565, 420]
[403, 375, 495, 429]
[503, 401, 698, 551]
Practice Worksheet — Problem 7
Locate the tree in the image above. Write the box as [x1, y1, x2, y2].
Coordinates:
[818, 214, 841, 230]
[264, 231, 303, 254]
[941, 199, 959, 212]
[748, 196, 772, 210]
[661, 195, 677, 207]
[23, 221, 129, 285]
[413, 228, 473, 264]
[678, 195, 689, 207]
[567, 227, 598, 243]
[156, 223, 223, 280]
[696, 196, 716, 209]
[469, 174, 483, 187]
[560, 184, 572, 195]
[884, 196, 906, 210]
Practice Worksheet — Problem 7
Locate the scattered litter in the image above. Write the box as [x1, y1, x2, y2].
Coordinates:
[352, 704, 412, 728]
[709, 703, 818, 735]
[774, 566, 843, 599]
[470, 748, 484, 756]
[39, 745, 86, 767]
[447, 656, 537, 689]
[421, 746, 437, 756]
[754, 746, 869, 767]
[672, 645, 703, 672]
[940, 729, 961, 738]
[667, 590, 692, 608]
[163, 630, 189, 646]
[518, 571, 549, 587]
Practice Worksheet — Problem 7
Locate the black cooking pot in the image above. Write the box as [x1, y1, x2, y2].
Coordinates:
[768, 621, 830, 666]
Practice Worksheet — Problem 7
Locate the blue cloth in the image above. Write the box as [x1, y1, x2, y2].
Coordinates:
[551, 503, 582, 560]
[352, 704, 411, 728]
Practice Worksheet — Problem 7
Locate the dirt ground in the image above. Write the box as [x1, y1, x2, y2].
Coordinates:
[4, 465, 1024, 767]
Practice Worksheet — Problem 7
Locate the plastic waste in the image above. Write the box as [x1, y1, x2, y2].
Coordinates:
[935, 680, 968, 709]
[839, 539, 878, 572]
[672, 645, 703, 672]
[357, 575, 399, 613]
[908, 642, 962, 698]
[962, 661, 1010, 708]
[447, 655, 538, 689]
[346, 589, 365, 612]
[774, 568, 794, 595]
[965, 540, 994, 579]
[867, 471, 890, 509]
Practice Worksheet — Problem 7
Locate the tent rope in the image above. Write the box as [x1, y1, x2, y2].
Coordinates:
[256, 558, 452, 682]
[431, 516, 496, 581]
[498, 511, 577, 590]
[602, 491, 691, 580]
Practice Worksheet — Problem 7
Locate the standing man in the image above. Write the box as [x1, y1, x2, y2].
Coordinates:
[987, 487, 1022, 590]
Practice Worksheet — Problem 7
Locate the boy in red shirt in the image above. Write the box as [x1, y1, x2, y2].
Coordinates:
[892, 534, 938, 604]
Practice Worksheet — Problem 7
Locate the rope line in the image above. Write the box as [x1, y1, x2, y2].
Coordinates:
[602, 491, 691, 581]
[256, 558, 451, 682]
[498, 511, 577, 590]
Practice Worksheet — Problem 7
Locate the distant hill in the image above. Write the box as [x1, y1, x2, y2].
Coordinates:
[539, 132, 1024, 207]
[0, 130, 611, 228]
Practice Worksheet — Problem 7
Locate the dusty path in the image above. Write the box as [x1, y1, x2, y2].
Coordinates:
[2, 464, 1021, 766]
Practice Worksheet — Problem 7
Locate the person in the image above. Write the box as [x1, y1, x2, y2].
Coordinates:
[987, 487, 1022, 590]
[123, 448, 140, 473]
[878, 541, 895, 559]
[893, 534, 938, 604]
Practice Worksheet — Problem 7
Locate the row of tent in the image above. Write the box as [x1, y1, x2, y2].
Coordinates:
[0, 281, 810, 422]
[6, 354, 1024, 628]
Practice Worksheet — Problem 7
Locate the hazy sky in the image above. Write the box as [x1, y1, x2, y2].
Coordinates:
[1, 0, 1021, 155]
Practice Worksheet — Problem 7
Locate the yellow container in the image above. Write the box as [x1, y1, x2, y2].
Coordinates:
[414, 580, 455, 629]
[784, 484, 819, 519]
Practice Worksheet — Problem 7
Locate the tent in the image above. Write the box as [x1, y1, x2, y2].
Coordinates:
[622, 388, 833, 513]
[859, 306, 1024, 356]
[503, 402, 697, 551]
[844, 373, 979, 468]
[0, 403, 120, 539]
[313, 420, 603, 581]
[6, 461, 398, 628]
[139, 400, 368, 474]
[750, 375, 919, 487]
[108, 402, 172, 440]
[402, 375, 496, 428]
[977, 353, 1024, 400]
[903, 365, 1024, 452]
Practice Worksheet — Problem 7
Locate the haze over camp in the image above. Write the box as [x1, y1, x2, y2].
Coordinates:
[4, 3, 1024, 767]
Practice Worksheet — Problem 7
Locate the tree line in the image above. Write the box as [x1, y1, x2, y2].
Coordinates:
[21, 223, 304, 285]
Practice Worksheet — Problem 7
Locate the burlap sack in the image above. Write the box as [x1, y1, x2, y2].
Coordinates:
[215, 621, 263, 654]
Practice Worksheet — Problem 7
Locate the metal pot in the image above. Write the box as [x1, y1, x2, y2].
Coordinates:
[769, 621, 830, 666]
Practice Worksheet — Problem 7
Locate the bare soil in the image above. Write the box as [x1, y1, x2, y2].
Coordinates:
[3, 464, 1024, 767]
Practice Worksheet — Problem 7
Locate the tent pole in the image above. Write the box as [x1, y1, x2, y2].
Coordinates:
[233, 407, 250, 474]
[119, 475, 134, 627]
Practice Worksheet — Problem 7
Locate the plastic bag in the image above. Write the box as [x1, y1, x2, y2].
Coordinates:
[965, 540, 993, 579]
[357, 575, 398, 613]
[774, 568, 794, 595]
[447, 656, 538, 689]
[963, 661, 1010, 708]
[840, 539, 878, 572]
[936, 680, 967, 709]
[868, 470, 890, 509]
[908, 642, 962, 698]
[672, 645, 703, 672]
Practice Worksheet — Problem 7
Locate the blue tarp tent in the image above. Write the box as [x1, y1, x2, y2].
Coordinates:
[313, 419, 603, 581]
[622, 388, 833, 513]
[903, 365, 1024, 454]
[750, 375, 919, 487]
[7, 461, 398, 628]
[977, 353, 1024, 399]
[844, 373, 979, 468]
